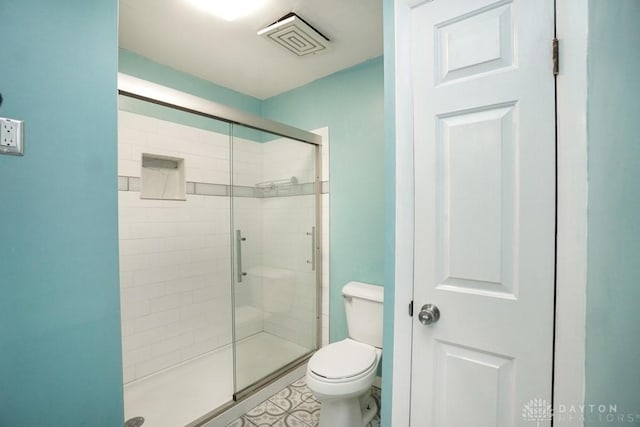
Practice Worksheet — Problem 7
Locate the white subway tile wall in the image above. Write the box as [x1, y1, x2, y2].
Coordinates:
[119, 111, 236, 383]
[119, 190, 233, 383]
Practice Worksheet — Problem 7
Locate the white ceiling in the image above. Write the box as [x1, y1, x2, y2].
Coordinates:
[119, 0, 383, 100]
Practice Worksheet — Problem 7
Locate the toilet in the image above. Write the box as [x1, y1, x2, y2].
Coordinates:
[306, 281, 383, 427]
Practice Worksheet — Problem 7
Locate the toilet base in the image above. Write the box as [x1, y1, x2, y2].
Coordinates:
[317, 391, 377, 427]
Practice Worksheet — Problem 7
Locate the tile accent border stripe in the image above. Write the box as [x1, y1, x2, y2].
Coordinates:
[118, 176, 329, 197]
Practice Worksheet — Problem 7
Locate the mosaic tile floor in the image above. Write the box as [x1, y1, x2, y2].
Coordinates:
[226, 376, 381, 427]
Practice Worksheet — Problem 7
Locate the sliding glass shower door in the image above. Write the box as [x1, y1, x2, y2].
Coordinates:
[231, 124, 319, 394]
[118, 85, 322, 422]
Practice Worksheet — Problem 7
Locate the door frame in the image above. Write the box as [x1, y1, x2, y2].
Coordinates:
[389, 0, 588, 424]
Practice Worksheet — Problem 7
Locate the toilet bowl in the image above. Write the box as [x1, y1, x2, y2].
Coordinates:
[306, 339, 381, 427]
[306, 282, 383, 427]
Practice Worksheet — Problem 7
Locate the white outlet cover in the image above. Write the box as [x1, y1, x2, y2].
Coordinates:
[0, 117, 24, 156]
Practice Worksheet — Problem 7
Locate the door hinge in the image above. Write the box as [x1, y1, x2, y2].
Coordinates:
[409, 300, 414, 317]
[553, 38, 559, 76]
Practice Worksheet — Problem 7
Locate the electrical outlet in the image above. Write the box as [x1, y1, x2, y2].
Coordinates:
[0, 117, 24, 156]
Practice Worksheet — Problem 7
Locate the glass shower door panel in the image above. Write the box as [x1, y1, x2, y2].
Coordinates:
[231, 124, 318, 392]
[117, 96, 235, 424]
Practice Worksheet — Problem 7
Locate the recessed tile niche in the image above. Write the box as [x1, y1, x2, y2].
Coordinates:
[140, 153, 186, 200]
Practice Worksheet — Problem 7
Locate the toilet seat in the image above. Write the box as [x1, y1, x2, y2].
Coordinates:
[308, 339, 377, 382]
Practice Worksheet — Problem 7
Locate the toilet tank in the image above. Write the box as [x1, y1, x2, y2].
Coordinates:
[342, 281, 384, 348]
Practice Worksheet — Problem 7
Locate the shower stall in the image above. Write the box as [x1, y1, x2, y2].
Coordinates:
[117, 75, 322, 426]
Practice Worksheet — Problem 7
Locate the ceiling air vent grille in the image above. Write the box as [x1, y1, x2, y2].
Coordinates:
[258, 13, 330, 57]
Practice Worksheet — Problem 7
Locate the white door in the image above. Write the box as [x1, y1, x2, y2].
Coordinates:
[409, 0, 556, 426]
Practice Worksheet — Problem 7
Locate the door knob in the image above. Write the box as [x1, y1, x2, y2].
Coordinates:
[418, 304, 440, 325]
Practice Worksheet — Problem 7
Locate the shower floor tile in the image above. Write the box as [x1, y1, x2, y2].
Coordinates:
[226, 376, 381, 427]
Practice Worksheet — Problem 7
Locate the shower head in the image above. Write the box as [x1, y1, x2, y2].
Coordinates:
[257, 12, 330, 57]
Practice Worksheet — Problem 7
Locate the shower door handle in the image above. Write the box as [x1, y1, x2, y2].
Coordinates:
[306, 226, 316, 271]
[236, 230, 247, 283]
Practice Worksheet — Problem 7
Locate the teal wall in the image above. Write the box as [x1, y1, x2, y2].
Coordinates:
[0, 1, 123, 426]
[585, 0, 640, 422]
[381, 0, 395, 425]
[261, 57, 385, 344]
[119, 49, 262, 141]
[119, 48, 262, 114]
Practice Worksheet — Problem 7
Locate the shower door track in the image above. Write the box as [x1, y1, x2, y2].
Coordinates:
[234, 352, 314, 403]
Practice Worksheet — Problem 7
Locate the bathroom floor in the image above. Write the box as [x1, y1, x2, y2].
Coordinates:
[226, 376, 381, 427]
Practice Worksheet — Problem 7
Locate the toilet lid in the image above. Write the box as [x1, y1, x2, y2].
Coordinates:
[309, 340, 377, 380]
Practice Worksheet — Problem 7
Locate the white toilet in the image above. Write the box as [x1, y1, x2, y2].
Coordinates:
[306, 281, 383, 427]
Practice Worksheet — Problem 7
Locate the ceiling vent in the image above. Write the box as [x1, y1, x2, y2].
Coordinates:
[257, 12, 330, 56]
